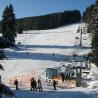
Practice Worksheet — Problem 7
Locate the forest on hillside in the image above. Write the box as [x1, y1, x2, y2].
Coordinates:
[83, 0, 98, 66]
[0, 9, 81, 33]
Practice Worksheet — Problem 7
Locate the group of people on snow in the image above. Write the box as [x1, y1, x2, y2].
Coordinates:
[0, 75, 58, 98]
[14, 77, 58, 91]
[30, 78, 42, 91]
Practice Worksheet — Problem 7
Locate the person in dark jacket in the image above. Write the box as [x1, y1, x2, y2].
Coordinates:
[34, 80, 37, 91]
[30, 78, 34, 91]
[53, 80, 57, 90]
[14, 79, 18, 90]
[61, 73, 65, 82]
[30, 78, 37, 91]
[37, 79, 42, 91]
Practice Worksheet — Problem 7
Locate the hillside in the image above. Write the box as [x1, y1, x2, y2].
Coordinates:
[0, 23, 98, 98]
[0, 23, 83, 82]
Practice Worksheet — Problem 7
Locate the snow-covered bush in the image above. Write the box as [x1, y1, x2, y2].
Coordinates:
[0, 84, 16, 98]
[0, 36, 17, 48]
[0, 50, 6, 60]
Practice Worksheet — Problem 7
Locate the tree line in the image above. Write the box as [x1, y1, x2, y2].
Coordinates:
[83, 0, 98, 67]
[16, 10, 81, 33]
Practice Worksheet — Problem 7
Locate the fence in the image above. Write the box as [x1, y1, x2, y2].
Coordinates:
[7, 73, 42, 89]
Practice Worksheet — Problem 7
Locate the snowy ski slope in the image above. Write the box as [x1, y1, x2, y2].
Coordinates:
[0, 23, 98, 98]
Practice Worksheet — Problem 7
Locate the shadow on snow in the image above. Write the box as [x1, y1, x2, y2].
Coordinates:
[5, 90, 98, 98]
[17, 44, 91, 50]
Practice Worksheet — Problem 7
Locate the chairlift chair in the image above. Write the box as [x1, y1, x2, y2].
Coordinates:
[82, 32, 86, 34]
[75, 37, 79, 39]
[83, 38, 87, 40]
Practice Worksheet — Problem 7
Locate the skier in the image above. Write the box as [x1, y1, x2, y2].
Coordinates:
[34, 79, 37, 91]
[30, 78, 34, 91]
[53, 80, 57, 90]
[53, 53, 54, 56]
[14, 79, 19, 90]
[31, 78, 37, 91]
[37, 79, 42, 91]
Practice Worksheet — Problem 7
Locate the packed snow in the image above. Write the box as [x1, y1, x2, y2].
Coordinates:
[0, 23, 98, 98]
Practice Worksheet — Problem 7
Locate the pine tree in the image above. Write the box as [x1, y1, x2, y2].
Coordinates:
[91, 0, 98, 66]
[0, 49, 6, 60]
[2, 4, 16, 43]
[0, 64, 4, 70]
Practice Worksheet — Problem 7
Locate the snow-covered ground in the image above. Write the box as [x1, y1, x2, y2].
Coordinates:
[0, 23, 98, 98]
[4, 88, 98, 98]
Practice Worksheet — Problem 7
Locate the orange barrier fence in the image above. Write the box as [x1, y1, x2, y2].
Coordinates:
[8, 74, 38, 87]
[6, 74, 76, 89]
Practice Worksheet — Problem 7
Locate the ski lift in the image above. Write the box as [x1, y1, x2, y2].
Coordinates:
[83, 27, 86, 32]
[83, 38, 87, 40]
[73, 52, 77, 57]
[82, 39, 87, 46]
[82, 32, 86, 34]
[82, 33, 87, 40]
[75, 37, 79, 39]
[85, 61, 91, 70]
[74, 36, 80, 46]
[77, 27, 80, 33]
